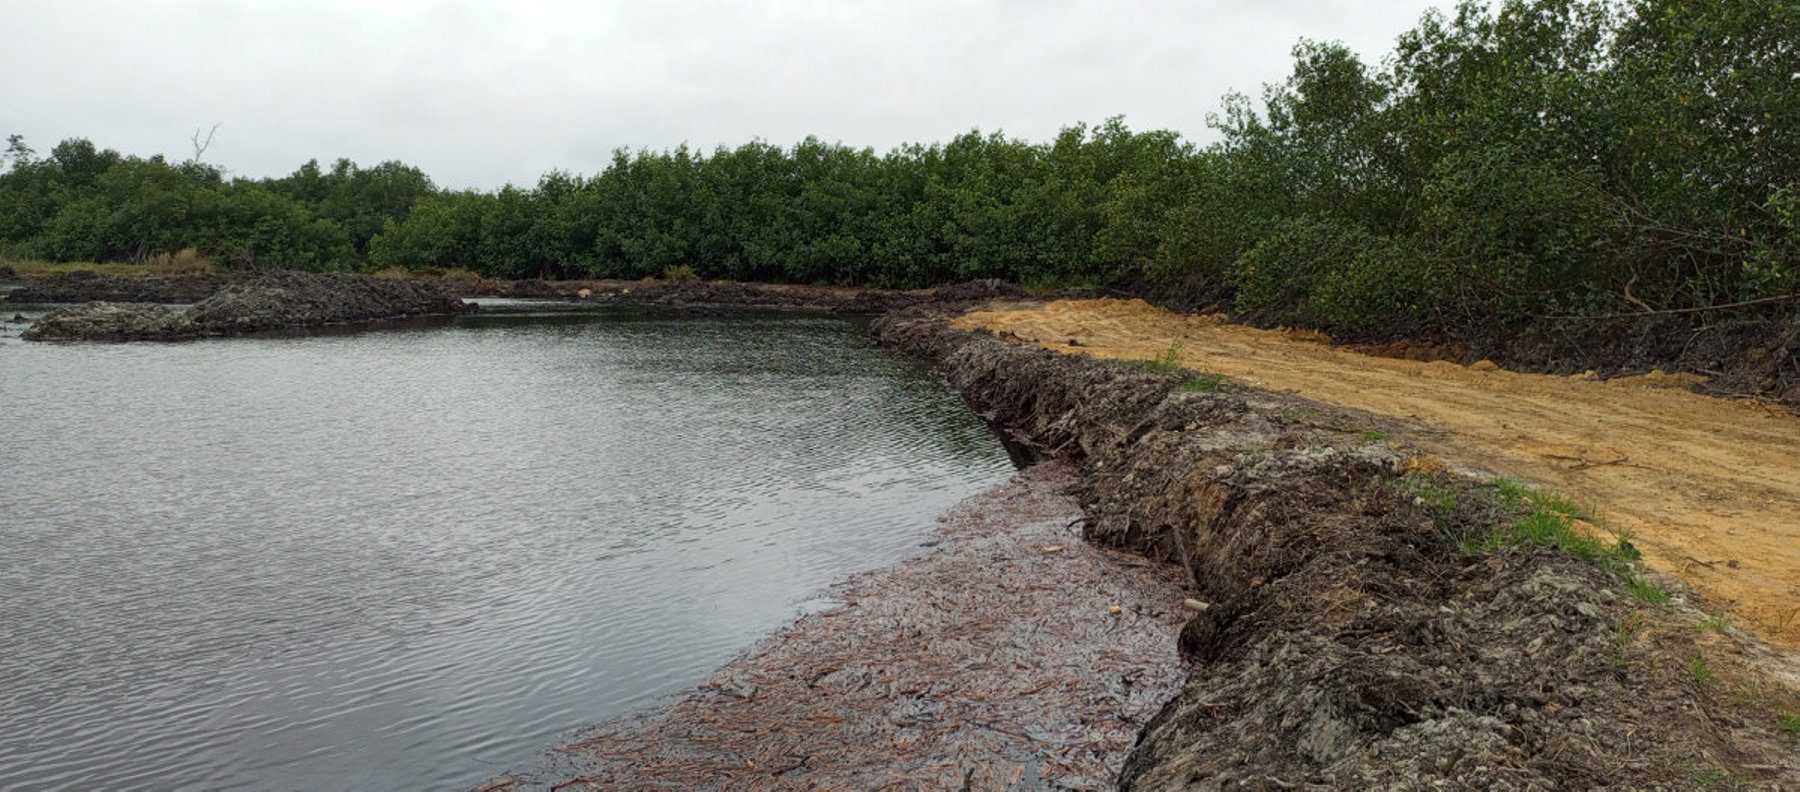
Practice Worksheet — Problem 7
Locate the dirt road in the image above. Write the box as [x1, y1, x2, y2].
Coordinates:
[955, 298, 1800, 650]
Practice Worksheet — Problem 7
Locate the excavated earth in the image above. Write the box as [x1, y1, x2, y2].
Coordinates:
[21, 271, 475, 341]
[1, 271, 230, 304]
[953, 298, 1800, 652]
[494, 305, 1798, 791]
[878, 307, 1800, 790]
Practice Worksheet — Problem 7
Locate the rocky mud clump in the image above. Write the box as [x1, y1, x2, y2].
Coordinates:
[3, 271, 229, 304]
[22, 271, 474, 341]
[873, 308, 1799, 790]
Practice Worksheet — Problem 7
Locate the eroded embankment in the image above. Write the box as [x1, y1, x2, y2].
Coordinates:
[953, 298, 1800, 651]
[875, 309, 1798, 790]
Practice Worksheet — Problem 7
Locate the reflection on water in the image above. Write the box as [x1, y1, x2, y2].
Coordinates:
[0, 303, 1015, 791]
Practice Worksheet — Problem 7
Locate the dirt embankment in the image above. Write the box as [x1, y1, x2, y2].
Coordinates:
[954, 298, 1800, 652]
[875, 308, 1798, 790]
[22, 271, 475, 341]
[480, 276, 1023, 315]
[2, 271, 231, 304]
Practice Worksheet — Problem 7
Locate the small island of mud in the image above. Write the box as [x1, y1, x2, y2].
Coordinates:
[22, 271, 476, 341]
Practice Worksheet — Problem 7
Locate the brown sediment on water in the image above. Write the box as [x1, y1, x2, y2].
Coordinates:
[506, 462, 1191, 790]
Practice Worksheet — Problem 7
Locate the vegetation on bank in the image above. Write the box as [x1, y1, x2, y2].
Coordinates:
[3, 0, 1794, 340]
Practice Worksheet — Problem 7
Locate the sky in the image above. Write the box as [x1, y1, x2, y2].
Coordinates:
[4, 0, 1449, 190]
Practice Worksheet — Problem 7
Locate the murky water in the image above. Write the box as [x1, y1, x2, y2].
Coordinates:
[0, 300, 1016, 791]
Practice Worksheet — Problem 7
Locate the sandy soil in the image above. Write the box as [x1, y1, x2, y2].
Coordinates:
[954, 298, 1800, 650]
[504, 463, 1193, 791]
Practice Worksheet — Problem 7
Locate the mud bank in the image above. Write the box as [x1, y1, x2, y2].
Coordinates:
[2, 271, 230, 304]
[874, 309, 1798, 790]
[498, 463, 1193, 791]
[477, 276, 1024, 315]
[22, 271, 475, 341]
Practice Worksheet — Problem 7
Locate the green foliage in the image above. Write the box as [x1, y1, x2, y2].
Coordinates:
[1688, 653, 1714, 686]
[0, 0, 1791, 311]
[1481, 478, 1672, 605]
[1128, 342, 1186, 374]
[1179, 372, 1229, 392]
[1779, 710, 1800, 739]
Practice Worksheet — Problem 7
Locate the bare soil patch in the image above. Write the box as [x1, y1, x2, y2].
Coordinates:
[955, 298, 1800, 651]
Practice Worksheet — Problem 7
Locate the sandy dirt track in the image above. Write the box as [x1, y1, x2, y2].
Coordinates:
[955, 298, 1800, 650]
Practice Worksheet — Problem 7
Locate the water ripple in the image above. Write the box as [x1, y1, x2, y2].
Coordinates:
[0, 307, 1015, 791]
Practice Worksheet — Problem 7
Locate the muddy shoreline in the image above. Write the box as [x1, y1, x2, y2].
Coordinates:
[875, 308, 1799, 790]
[0, 270, 1024, 317]
[490, 463, 1192, 790]
[477, 305, 1800, 790]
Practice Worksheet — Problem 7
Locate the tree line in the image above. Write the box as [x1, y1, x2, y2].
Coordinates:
[2, 0, 1792, 336]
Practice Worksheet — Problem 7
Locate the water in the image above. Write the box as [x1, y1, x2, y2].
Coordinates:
[0, 300, 1016, 791]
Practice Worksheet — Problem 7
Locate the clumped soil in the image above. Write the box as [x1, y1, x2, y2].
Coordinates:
[495, 463, 1193, 791]
[479, 275, 1027, 315]
[955, 298, 1800, 652]
[2, 270, 230, 304]
[877, 308, 1799, 790]
[22, 271, 474, 341]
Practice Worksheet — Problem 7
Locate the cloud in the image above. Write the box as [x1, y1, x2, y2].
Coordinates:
[3, 0, 1446, 189]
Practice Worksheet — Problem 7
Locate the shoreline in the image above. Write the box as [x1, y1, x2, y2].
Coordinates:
[475, 301, 1800, 790]
[486, 462, 1192, 790]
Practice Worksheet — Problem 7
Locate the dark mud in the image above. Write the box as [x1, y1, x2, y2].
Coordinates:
[3, 271, 229, 304]
[495, 463, 1192, 791]
[874, 308, 1800, 790]
[474, 276, 1026, 315]
[22, 271, 474, 341]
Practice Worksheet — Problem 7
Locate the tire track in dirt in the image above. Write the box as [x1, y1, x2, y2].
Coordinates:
[954, 298, 1800, 650]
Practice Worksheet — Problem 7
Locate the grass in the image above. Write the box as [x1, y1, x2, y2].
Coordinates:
[1681, 761, 1751, 790]
[1395, 475, 1459, 513]
[1127, 342, 1229, 392]
[1689, 653, 1715, 686]
[1358, 429, 1393, 443]
[1779, 709, 1800, 739]
[1127, 341, 1186, 375]
[1179, 372, 1229, 392]
[1481, 478, 1671, 607]
[1695, 613, 1731, 633]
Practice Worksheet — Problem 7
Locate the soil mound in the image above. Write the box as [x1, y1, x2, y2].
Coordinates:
[874, 310, 1799, 790]
[4, 271, 229, 304]
[23, 271, 474, 341]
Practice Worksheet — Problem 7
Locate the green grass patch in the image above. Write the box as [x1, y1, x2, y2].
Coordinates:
[1479, 479, 1669, 607]
[1127, 341, 1186, 375]
[1358, 429, 1393, 443]
[1779, 709, 1800, 739]
[1395, 475, 1458, 513]
[1623, 575, 1672, 607]
[1695, 613, 1731, 633]
[1689, 653, 1715, 686]
[1179, 372, 1229, 392]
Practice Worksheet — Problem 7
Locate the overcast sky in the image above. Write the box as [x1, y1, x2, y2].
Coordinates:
[5, 0, 1448, 190]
